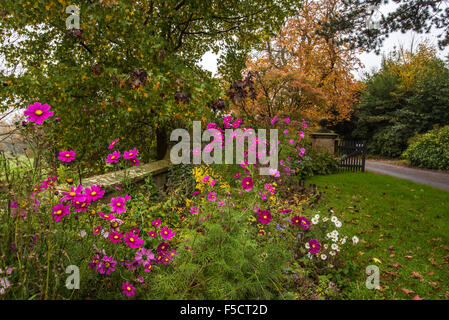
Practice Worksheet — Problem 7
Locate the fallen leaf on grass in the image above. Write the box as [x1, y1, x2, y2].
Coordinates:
[372, 257, 382, 264]
[401, 288, 415, 295]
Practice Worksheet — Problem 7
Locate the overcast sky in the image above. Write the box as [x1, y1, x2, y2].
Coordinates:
[199, 2, 449, 80]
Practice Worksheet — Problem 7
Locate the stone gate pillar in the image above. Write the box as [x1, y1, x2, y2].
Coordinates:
[310, 132, 339, 154]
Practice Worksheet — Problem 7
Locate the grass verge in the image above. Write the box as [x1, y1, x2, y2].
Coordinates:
[307, 172, 449, 300]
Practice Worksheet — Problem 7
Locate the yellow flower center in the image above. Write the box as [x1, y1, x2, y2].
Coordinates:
[130, 237, 134, 242]
[91, 191, 97, 196]
[126, 286, 131, 291]
[114, 235, 118, 239]
[263, 215, 267, 219]
[35, 110, 43, 116]
[70, 192, 76, 196]
[56, 210, 62, 215]
[105, 262, 110, 268]
[65, 153, 70, 157]
[129, 152, 133, 156]
[111, 156, 115, 159]
[164, 231, 168, 235]
[116, 203, 121, 207]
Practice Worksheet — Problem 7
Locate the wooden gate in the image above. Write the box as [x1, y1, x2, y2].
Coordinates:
[334, 140, 366, 172]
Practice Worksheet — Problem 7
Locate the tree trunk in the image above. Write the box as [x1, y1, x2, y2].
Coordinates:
[156, 127, 168, 160]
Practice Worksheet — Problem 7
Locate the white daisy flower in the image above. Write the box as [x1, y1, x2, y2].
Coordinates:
[331, 216, 338, 223]
[324, 244, 329, 250]
[331, 230, 339, 238]
[352, 236, 359, 245]
[322, 217, 328, 222]
[331, 243, 339, 251]
[341, 237, 347, 245]
[311, 218, 319, 225]
[314, 214, 320, 220]
[321, 254, 327, 260]
[78, 229, 87, 238]
[329, 251, 336, 256]
[335, 221, 342, 228]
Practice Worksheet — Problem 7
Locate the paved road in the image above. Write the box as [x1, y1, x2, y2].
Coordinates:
[365, 160, 449, 191]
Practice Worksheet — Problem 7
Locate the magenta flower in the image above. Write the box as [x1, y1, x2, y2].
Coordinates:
[258, 210, 272, 224]
[108, 138, 119, 149]
[97, 256, 117, 275]
[109, 231, 123, 243]
[105, 151, 121, 163]
[148, 230, 157, 238]
[284, 118, 290, 123]
[108, 195, 131, 214]
[189, 206, 199, 215]
[71, 194, 91, 212]
[88, 255, 100, 270]
[299, 217, 311, 230]
[207, 192, 217, 202]
[135, 248, 155, 267]
[124, 231, 144, 249]
[270, 116, 278, 125]
[241, 176, 254, 191]
[234, 172, 241, 178]
[218, 200, 225, 207]
[99, 211, 116, 220]
[93, 225, 102, 235]
[157, 242, 169, 253]
[51, 203, 70, 222]
[85, 185, 105, 202]
[130, 157, 140, 166]
[24, 102, 54, 125]
[59, 184, 83, 202]
[308, 239, 321, 254]
[123, 148, 138, 160]
[264, 183, 275, 194]
[122, 281, 136, 297]
[160, 226, 175, 240]
[152, 219, 161, 227]
[58, 150, 76, 163]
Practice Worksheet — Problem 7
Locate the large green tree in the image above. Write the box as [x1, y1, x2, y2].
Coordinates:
[0, 0, 299, 170]
[352, 44, 449, 157]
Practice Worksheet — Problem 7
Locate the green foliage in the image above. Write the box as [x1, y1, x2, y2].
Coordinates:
[294, 151, 339, 180]
[0, 0, 300, 171]
[403, 125, 449, 170]
[352, 44, 449, 158]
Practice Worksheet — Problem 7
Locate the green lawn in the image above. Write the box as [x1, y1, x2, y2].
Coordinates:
[307, 172, 449, 300]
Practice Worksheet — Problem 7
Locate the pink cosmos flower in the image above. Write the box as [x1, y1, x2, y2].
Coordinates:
[189, 206, 199, 215]
[299, 217, 311, 230]
[98, 211, 116, 220]
[123, 148, 139, 160]
[88, 254, 100, 270]
[269, 168, 280, 177]
[71, 194, 91, 212]
[108, 138, 119, 149]
[270, 116, 278, 125]
[130, 157, 140, 166]
[160, 226, 175, 240]
[152, 219, 162, 227]
[85, 185, 105, 202]
[58, 150, 76, 163]
[201, 176, 210, 183]
[210, 179, 217, 186]
[308, 239, 321, 254]
[157, 242, 169, 253]
[234, 173, 241, 178]
[260, 193, 267, 200]
[122, 281, 136, 297]
[59, 184, 83, 202]
[148, 230, 157, 238]
[135, 248, 155, 267]
[51, 203, 70, 222]
[93, 225, 102, 235]
[218, 200, 225, 207]
[284, 118, 290, 123]
[97, 256, 117, 275]
[289, 139, 294, 145]
[241, 176, 254, 191]
[24, 102, 54, 124]
[109, 231, 123, 243]
[124, 231, 144, 249]
[105, 151, 121, 163]
[108, 195, 131, 214]
[207, 191, 217, 202]
[298, 131, 305, 138]
[264, 184, 275, 194]
[258, 210, 272, 224]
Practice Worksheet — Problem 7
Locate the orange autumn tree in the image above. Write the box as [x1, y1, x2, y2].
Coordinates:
[231, 0, 365, 125]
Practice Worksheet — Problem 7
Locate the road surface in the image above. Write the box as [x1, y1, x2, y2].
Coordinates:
[365, 160, 449, 191]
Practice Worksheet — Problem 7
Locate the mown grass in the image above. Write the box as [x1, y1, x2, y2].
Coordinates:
[307, 172, 449, 300]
